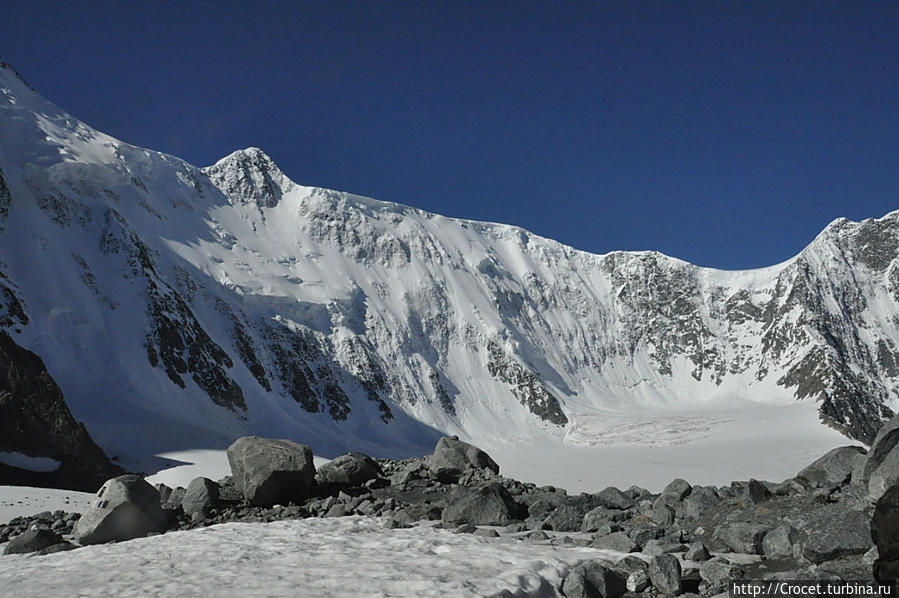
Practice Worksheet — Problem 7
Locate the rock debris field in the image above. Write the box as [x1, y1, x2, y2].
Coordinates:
[4, 422, 899, 598]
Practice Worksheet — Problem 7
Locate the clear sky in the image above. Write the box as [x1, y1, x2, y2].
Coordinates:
[3, 2, 897, 269]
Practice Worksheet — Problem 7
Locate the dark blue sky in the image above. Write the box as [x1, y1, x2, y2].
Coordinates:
[3, 2, 897, 269]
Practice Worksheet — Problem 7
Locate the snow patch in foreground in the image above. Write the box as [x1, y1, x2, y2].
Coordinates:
[0, 517, 616, 597]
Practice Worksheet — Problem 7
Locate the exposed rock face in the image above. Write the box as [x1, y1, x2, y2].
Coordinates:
[74, 475, 167, 544]
[0, 331, 123, 491]
[180, 477, 220, 521]
[226, 436, 316, 507]
[872, 484, 899, 585]
[441, 482, 522, 527]
[562, 561, 626, 598]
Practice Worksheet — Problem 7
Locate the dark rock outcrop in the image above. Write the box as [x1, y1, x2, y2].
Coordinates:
[428, 436, 499, 482]
[0, 331, 123, 491]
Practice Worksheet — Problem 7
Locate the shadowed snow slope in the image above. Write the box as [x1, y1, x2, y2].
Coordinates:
[0, 59, 897, 481]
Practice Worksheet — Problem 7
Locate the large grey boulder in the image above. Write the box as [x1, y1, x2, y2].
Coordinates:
[699, 559, 742, 590]
[872, 484, 899, 584]
[716, 522, 769, 554]
[226, 436, 315, 507]
[648, 553, 682, 595]
[762, 526, 799, 559]
[180, 477, 220, 520]
[662, 479, 693, 500]
[800, 509, 872, 563]
[592, 531, 637, 553]
[594, 486, 635, 510]
[562, 561, 626, 598]
[864, 415, 899, 501]
[315, 452, 382, 488]
[428, 436, 499, 482]
[74, 474, 167, 544]
[441, 482, 521, 527]
[797, 446, 867, 487]
[683, 486, 719, 520]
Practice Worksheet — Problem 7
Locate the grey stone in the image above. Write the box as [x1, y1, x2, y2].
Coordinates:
[164, 487, 186, 510]
[428, 436, 499, 482]
[863, 414, 899, 501]
[616, 554, 649, 573]
[592, 531, 637, 553]
[716, 522, 770, 554]
[3, 529, 65, 555]
[526, 530, 549, 542]
[582, 506, 614, 532]
[683, 486, 719, 520]
[732, 479, 770, 504]
[226, 436, 315, 507]
[562, 561, 626, 598]
[871, 484, 899, 583]
[699, 559, 742, 588]
[180, 477, 219, 520]
[74, 475, 167, 545]
[797, 446, 867, 487]
[762, 526, 799, 559]
[684, 542, 711, 562]
[474, 527, 500, 538]
[315, 452, 382, 488]
[648, 553, 682, 595]
[800, 509, 872, 563]
[442, 482, 521, 527]
[545, 504, 589, 532]
[627, 568, 650, 593]
[662, 479, 693, 500]
[595, 486, 635, 510]
[154, 483, 173, 505]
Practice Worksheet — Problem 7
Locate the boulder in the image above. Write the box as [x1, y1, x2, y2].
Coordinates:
[800, 509, 872, 563]
[2, 529, 67, 555]
[428, 436, 499, 482]
[863, 414, 899, 501]
[594, 486, 635, 510]
[797, 446, 867, 487]
[684, 542, 711, 562]
[582, 506, 615, 532]
[180, 477, 220, 520]
[662, 479, 693, 500]
[226, 436, 315, 507]
[592, 531, 637, 553]
[74, 474, 167, 544]
[627, 568, 651, 593]
[762, 525, 799, 559]
[441, 482, 521, 527]
[545, 503, 591, 532]
[683, 487, 719, 520]
[716, 522, 769, 554]
[315, 452, 382, 489]
[731, 479, 770, 504]
[648, 553, 682, 595]
[699, 558, 742, 589]
[561, 561, 626, 598]
[873, 484, 899, 583]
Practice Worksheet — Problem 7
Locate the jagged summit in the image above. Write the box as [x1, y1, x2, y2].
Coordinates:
[203, 147, 291, 209]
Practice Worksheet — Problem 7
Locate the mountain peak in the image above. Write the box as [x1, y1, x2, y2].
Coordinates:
[203, 147, 290, 209]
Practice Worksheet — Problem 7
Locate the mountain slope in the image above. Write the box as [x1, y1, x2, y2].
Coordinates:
[0, 60, 896, 473]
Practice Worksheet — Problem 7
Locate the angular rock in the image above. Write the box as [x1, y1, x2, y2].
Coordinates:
[154, 483, 173, 505]
[592, 531, 637, 553]
[441, 482, 521, 528]
[627, 568, 650, 593]
[732, 479, 770, 504]
[226, 436, 315, 507]
[562, 561, 626, 598]
[797, 446, 867, 487]
[648, 553, 682, 595]
[164, 487, 186, 511]
[699, 559, 742, 588]
[315, 452, 382, 488]
[684, 542, 711, 562]
[762, 526, 799, 560]
[545, 504, 589, 532]
[180, 477, 220, 520]
[717, 522, 769, 554]
[582, 506, 614, 533]
[595, 486, 635, 510]
[662, 479, 693, 500]
[873, 484, 899, 583]
[74, 474, 167, 544]
[2, 529, 66, 555]
[864, 414, 899, 501]
[800, 509, 872, 563]
[683, 486, 719, 520]
[428, 436, 499, 482]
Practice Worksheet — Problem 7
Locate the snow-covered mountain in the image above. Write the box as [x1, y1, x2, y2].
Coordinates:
[0, 60, 896, 473]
